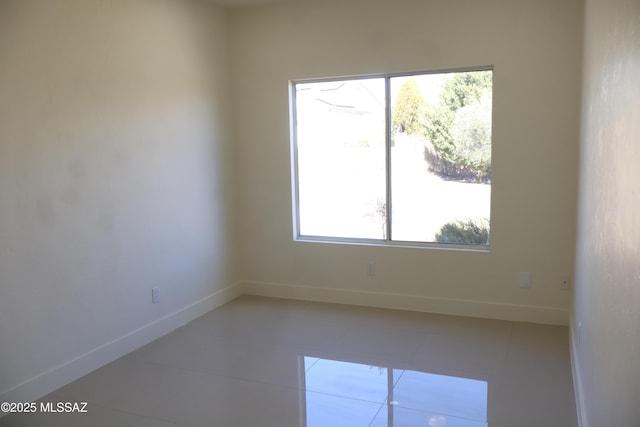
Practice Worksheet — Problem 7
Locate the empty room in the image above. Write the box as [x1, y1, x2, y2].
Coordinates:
[0, 0, 638, 426]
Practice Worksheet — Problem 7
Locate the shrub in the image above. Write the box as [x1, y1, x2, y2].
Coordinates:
[423, 104, 455, 162]
[450, 92, 492, 181]
[435, 219, 489, 245]
[424, 141, 482, 182]
[422, 72, 492, 183]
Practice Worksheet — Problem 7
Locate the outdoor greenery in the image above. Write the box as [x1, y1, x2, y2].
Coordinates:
[450, 91, 492, 180]
[435, 219, 490, 245]
[393, 70, 492, 182]
[426, 71, 492, 182]
[391, 77, 425, 135]
[441, 71, 492, 111]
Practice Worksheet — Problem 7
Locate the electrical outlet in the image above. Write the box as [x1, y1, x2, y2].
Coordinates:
[367, 262, 376, 276]
[152, 287, 159, 304]
[519, 272, 531, 288]
[560, 276, 571, 290]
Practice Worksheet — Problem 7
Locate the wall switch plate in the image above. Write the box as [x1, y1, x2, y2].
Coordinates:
[152, 287, 159, 304]
[577, 321, 582, 345]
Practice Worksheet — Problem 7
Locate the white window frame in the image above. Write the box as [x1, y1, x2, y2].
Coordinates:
[290, 67, 493, 252]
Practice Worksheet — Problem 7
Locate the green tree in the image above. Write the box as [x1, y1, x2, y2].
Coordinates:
[441, 71, 492, 111]
[423, 103, 455, 160]
[392, 78, 425, 135]
[451, 91, 492, 180]
[424, 70, 492, 181]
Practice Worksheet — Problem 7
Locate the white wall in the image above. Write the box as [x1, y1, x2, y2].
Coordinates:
[0, 0, 590, 408]
[0, 0, 238, 403]
[230, 0, 583, 324]
[572, 0, 640, 424]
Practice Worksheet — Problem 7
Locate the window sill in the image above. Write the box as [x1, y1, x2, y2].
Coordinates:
[294, 236, 491, 253]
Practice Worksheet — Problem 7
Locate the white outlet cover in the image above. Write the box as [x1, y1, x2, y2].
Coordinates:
[519, 272, 531, 288]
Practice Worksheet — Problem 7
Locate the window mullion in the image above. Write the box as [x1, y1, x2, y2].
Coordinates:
[385, 76, 392, 242]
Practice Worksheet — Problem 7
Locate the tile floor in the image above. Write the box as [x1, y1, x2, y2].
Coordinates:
[0, 296, 578, 427]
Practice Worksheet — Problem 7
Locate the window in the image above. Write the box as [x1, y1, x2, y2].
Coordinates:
[291, 68, 492, 248]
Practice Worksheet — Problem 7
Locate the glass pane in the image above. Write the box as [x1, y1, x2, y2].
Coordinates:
[390, 71, 492, 244]
[295, 78, 386, 239]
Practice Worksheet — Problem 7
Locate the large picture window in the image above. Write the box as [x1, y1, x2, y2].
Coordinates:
[291, 68, 492, 248]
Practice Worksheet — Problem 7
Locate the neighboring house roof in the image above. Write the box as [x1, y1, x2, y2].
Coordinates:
[305, 80, 385, 115]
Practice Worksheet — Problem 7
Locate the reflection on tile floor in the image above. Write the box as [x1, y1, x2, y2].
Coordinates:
[303, 357, 488, 426]
[0, 296, 578, 427]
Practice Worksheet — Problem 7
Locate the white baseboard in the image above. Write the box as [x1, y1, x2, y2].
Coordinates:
[569, 314, 588, 427]
[0, 282, 242, 410]
[241, 281, 570, 325]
